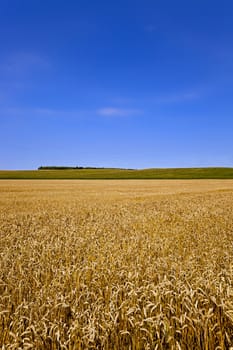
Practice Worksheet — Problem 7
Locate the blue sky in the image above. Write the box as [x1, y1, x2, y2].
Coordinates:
[1, 0, 233, 169]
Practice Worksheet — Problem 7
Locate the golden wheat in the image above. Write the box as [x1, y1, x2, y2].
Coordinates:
[1, 180, 233, 349]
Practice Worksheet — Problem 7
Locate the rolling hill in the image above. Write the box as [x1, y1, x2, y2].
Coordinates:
[1, 167, 233, 179]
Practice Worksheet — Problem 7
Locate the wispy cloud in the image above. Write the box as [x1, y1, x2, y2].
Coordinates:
[144, 24, 157, 33]
[109, 89, 200, 108]
[0, 107, 89, 120]
[1, 106, 144, 121]
[0, 52, 49, 75]
[152, 91, 199, 104]
[110, 97, 136, 105]
[97, 107, 142, 117]
[0, 92, 5, 104]
[0, 89, 198, 122]
[1, 106, 144, 122]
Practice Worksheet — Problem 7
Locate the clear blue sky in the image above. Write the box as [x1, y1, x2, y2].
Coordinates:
[1, 0, 233, 169]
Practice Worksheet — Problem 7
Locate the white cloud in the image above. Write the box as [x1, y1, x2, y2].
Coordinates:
[0, 106, 144, 121]
[97, 107, 142, 117]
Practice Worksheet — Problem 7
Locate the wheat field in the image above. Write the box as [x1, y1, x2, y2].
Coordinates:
[1, 180, 233, 349]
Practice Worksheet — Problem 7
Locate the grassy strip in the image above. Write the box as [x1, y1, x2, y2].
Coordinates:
[1, 167, 233, 179]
